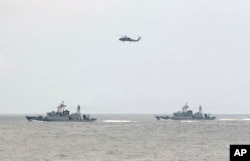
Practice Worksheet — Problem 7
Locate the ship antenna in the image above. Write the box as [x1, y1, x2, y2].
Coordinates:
[58, 101, 67, 112]
[182, 103, 189, 112]
[77, 104, 81, 114]
[199, 105, 202, 113]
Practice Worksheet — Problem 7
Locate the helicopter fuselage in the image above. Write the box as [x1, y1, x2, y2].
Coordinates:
[119, 36, 141, 42]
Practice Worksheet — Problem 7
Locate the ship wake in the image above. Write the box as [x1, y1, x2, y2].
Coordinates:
[103, 120, 132, 123]
[219, 118, 250, 121]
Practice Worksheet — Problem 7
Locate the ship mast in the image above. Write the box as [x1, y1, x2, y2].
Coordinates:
[77, 104, 81, 115]
[57, 101, 67, 112]
[199, 105, 202, 113]
[182, 103, 189, 112]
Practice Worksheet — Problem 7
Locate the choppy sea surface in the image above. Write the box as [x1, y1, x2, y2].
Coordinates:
[1, 114, 250, 161]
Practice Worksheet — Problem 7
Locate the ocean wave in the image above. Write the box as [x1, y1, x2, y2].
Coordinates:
[31, 120, 44, 122]
[158, 119, 172, 121]
[219, 119, 236, 121]
[180, 120, 196, 123]
[219, 118, 250, 121]
[102, 120, 132, 123]
[242, 118, 250, 121]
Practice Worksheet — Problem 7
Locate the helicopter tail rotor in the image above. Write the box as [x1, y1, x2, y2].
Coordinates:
[137, 36, 141, 41]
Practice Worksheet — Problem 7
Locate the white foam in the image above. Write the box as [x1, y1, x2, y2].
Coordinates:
[180, 120, 196, 123]
[31, 120, 44, 122]
[242, 118, 250, 121]
[102, 120, 131, 123]
[219, 119, 236, 121]
[219, 118, 250, 121]
[159, 119, 172, 121]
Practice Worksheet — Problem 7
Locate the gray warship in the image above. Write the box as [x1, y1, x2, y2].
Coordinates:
[26, 101, 97, 122]
[155, 103, 216, 120]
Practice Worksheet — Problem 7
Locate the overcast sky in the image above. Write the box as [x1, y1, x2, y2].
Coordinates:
[1, 0, 250, 114]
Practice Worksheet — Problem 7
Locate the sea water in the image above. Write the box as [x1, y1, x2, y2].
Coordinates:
[0, 114, 250, 161]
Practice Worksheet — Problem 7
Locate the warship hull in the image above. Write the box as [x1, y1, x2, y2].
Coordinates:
[25, 102, 97, 122]
[155, 116, 216, 121]
[26, 116, 97, 122]
[171, 116, 216, 120]
[155, 104, 216, 121]
[155, 115, 171, 120]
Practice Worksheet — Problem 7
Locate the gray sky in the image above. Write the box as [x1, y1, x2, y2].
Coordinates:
[1, 0, 250, 114]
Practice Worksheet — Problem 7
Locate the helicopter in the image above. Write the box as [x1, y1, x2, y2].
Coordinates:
[119, 36, 141, 42]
